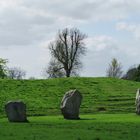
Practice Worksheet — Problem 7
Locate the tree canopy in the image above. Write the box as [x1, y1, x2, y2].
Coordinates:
[0, 58, 8, 79]
[106, 58, 123, 78]
[47, 28, 87, 78]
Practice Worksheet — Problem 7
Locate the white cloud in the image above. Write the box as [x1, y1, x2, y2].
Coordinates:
[82, 34, 140, 77]
[0, 45, 50, 78]
[86, 36, 117, 52]
[116, 22, 136, 31]
[116, 22, 140, 39]
[20, 0, 140, 21]
[0, 0, 140, 78]
[0, 0, 22, 8]
[0, 0, 140, 47]
[81, 35, 119, 76]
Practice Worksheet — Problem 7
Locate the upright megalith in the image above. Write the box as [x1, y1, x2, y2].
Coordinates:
[5, 101, 28, 122]
[60, 89, 82, 120]
[136, 89, 140, 115]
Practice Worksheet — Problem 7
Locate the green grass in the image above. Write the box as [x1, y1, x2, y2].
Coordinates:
[0, 77, 140, 140]
[0, 77, 139, 116]
[0, 114, 140, 140]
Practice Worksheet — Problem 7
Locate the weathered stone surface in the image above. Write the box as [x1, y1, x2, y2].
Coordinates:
[136, 89, 140, 114]
[5, 101, 28, 122]
[60, 89, 82, 119]
[136, 89, 140, 103]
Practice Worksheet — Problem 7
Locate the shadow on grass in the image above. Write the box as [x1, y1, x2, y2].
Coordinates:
[80, 118, 96, 120]
[64, 118, 96, 120]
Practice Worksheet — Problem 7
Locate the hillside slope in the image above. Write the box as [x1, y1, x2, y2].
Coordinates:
[0, 77, 139, 116]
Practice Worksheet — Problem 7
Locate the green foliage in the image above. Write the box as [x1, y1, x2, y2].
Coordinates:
[0, 77, 139, 116]
[123, 65, 140, 81]
[0, 78, 139, 140]
[0, 58, 8, 79]
[0, 114, 140, 140]
[107, 58, 122, 78]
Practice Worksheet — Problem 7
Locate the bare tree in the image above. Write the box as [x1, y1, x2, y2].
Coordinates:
[48, 28, 87, 77]
[7, 67, 26, 79]
[44, 60, 65, 78]
[106, 58, 123, 78]
[28, 77, 36, 80]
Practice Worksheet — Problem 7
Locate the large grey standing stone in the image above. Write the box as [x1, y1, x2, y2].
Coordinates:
[5, 101, 28, 122]
[60, 89, 82, 119]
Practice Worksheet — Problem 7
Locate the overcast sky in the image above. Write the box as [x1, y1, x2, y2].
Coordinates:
[0, 0, 140, 78]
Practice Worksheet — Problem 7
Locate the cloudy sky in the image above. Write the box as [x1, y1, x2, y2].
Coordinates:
[0, 0, 140, 78]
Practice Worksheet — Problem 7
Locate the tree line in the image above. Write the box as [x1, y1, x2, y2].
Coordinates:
[0, 58, 26, 79]
[106, 58, 140, 81]
[0, 28, 140, 81]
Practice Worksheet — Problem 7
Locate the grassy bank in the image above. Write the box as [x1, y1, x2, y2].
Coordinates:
[0, 77, 139, 116]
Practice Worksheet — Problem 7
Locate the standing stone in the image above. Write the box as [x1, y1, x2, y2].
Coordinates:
[136, 89, 140, 115]
[5, 101, 28, 122]
[136, 89, 140, 104]
[60, 89, 82, 119]
[136, 96, 140, 115]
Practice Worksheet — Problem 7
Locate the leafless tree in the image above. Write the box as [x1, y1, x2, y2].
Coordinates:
[44, 60, 65, 78]
[28, 77, 36, 80]
[106, 58, 123, 78]
[48, 28, 87, 77]
[8, 67, 26, 79]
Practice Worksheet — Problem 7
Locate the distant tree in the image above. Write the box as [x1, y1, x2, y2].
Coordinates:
[28, 77, 36, 80]
[48, 28, 87, 77]
[123, 65, 140, 81]
[7, 67, 26, 79]
[106, 58, 123, 78]
[0, 58, 8, 79]
[44, 60, 65, 78]
[135, 65, 140, 81]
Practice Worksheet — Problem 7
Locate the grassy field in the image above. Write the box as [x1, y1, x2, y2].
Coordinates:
[0, 77, 140, 140]
[0, 114, 140, 140]
[0, 77, 139, 116]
